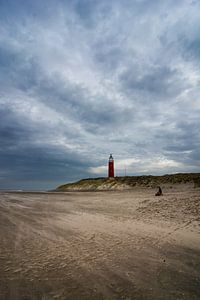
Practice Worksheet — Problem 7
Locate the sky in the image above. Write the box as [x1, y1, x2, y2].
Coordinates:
[0, 0, 200, 190]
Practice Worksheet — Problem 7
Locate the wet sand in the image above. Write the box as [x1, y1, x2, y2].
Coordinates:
[0, 187, 200, 299]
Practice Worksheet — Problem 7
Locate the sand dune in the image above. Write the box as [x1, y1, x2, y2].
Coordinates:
[0, 186, 200, 299]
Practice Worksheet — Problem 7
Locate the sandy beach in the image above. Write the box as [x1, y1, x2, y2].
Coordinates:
[0, 186, 200, 299]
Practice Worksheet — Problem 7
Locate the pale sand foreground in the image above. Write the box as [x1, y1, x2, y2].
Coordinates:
[0, 187, 200, 300]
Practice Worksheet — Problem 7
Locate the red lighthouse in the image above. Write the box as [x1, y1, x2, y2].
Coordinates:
[108, 154, 114, 177]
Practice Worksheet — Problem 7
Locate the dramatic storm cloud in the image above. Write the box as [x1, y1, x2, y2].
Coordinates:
[0, 0, 200, 189]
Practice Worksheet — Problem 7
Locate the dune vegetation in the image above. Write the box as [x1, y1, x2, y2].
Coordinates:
[57, 173, 200, 191]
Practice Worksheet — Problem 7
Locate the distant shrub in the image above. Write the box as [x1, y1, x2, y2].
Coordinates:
[194, 177, 200, 188]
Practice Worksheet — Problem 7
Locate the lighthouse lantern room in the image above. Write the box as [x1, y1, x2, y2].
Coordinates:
[108, 154, 114, 178]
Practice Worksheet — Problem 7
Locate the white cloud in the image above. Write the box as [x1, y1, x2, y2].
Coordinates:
[88, 156, 184, 176]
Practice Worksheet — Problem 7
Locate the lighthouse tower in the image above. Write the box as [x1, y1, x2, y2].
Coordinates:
[108, 154, 114, 178]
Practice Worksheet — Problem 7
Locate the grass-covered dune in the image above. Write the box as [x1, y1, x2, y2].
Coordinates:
[57, 173, 200, 191]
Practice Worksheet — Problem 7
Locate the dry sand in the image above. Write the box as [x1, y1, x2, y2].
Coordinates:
[0, 186, 200, 299]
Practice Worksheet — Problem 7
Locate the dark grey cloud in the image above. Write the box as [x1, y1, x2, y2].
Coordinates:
[120, 66, 186, 97]
[0, 104, 92, 189]
[32, 76, 132, 132]
[73, 0, 102, 23]
[0, 147, 92, 190]
[162, 121, 200, 166]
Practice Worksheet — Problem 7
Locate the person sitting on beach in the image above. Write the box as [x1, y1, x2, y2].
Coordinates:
[155, 186, 163, 196]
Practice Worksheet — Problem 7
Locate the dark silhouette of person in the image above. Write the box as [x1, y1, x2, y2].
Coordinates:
[155, 186, 163, 196]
